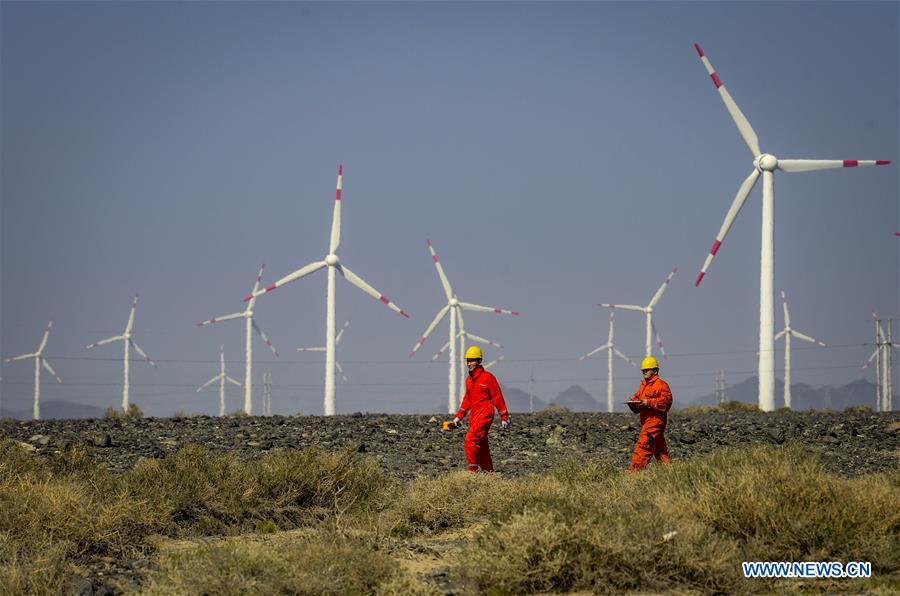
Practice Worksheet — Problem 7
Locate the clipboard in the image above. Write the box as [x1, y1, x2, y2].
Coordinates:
[623, 401, 641, 413]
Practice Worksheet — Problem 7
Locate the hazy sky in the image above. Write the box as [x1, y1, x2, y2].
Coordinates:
[2, 1, 897, 417]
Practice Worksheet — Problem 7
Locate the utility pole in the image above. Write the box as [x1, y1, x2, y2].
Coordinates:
[262, 372, 272, 416]
[529, 366, 535, 413]
[715, 369, 727, 404]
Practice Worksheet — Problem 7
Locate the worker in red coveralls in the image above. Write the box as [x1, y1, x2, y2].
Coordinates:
[627, 356, 673, 471]
[453, 345, 509, 472]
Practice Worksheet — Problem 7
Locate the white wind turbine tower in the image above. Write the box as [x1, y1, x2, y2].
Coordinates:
[691, 43, 891, 412]
[775, 289, 826, 409]
[197, 346, 241, 416]
[245, 165, 409, 416]
[85, 294, 157, 412]
[578, 311, 637, 413]
[600, 268, 676, 358]
[298, 319, 352, 384]
[4, 321, 62, 420]
[198, 265, 280, 415]
[409, 239, 519, 413]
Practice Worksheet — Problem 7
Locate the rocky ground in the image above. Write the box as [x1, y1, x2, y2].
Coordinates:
[3, 409, 899, 478]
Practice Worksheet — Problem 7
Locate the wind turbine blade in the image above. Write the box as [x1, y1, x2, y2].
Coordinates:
[335, 320, 351, 345]
[85, 335, 124, 350]
[780, 289, 791, 327]
[335, 361, 349, 383]
[778, 159, 891, 172]
[251, 320, 279, 357]
[5, 353, 36, 363]
[484, 355, 504, 369]
[197, 376, 220, 391]
[198, 312, 244, 326]
[329, 165, 343, 253]
[41, 359, 62, 383]
[652, 322, 668, 360]
[464, 332, 502, 349]
[37, 321, 53, 354]
[693, 43, 761, 156]
[578, 343, 611, 361]
[614, 348, 636, 367]
[226, 376, 242, 387]
[410, 305, 450, 357]
[599, 303, 645, 313]
[246, 260, 327, 301]
[130, 340, 157, 368]
[791, 330, 825, 346]
[774, 329, 787, 341]
[431, 337, 453, 361]
[648, 268, 677, 309]
[249, 264, 265, 300]
[426, 240, 454, 301]
[126, 294, 139, 334]
[695, 168, 760, 286]
[338, 264, 410, 318]
[862, 348, 878, 369]
[459, 302, 519, 316]
[297, 346, 326, 352]
[607, 312, 615, 343]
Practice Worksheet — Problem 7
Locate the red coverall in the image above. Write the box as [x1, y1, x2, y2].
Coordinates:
[455, 365, 508, 472]
[628, 374, 673, 471]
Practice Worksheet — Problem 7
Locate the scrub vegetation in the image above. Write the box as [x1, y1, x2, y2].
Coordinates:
[0, 439, 897, 595]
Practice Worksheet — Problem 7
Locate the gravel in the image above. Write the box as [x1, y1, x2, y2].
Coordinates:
[3, 409, 898, 477]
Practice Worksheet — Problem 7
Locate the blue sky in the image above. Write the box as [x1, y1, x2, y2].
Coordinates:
[2, 1, 897, 416]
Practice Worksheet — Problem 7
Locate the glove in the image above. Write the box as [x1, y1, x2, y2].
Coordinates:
[452, 417, 461, 428]
[501, 418, 509, 429]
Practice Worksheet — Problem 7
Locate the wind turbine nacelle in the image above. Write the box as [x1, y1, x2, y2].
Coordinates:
[325, 254, 339, 266]
[755, 154, 778, 172]
[449, 298, 459, 307]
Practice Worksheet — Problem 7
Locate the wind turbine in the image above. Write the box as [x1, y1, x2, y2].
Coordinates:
[691, 43, 891, 411]
[775, 289, 826, 409]
[409, 239, 519, 413]
[245, 165, 408, 416]
[4, 321, 62, 420]
[578, 310, 637, 413]
[484, 354, 505, 369]
[298, 319, 352, 383]
[599, 268, 676, 358]
[198, 264, 280, 415]
[197, 346, 241, 416]
[85, 294, 156, 412]
[863, 312, 898, 412]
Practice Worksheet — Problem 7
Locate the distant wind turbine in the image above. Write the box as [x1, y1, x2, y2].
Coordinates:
[85, 294, 156, 412]
[691, 43, 891, 411]
[600, 268, 676, 358]
[197, 346, 241, 416]
[5, 321, 62, 420]
[775, 290, 826, 409]
[578, 310, 637, 413]
[409, 239, 519, 413]
[198, 264, 279, 415]
[298, 319, 352, 383]
[245, 165, 408, 416]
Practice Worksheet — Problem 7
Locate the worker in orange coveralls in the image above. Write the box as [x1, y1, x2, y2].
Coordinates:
[453, 346, 509, 472]
[627, 356, 673, 471]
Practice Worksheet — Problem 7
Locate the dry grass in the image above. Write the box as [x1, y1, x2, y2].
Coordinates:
[1, 439, 897, 595]
[141, 530, 434, 596]
[678, 400, 760, 413]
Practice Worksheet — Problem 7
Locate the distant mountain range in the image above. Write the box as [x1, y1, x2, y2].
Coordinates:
[689, 376, 885, 411]
[1, 400, 106, 420]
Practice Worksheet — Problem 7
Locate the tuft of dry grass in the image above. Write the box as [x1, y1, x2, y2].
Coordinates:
[141, 531, 404, 596]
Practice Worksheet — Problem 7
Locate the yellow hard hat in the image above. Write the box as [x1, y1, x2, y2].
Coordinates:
[640, 356, 660, 371]
[465, 345, 483, 360]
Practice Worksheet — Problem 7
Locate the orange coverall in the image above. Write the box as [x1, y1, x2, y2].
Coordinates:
[628, 374, 673, 471]
[455, 365, 508, 472]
